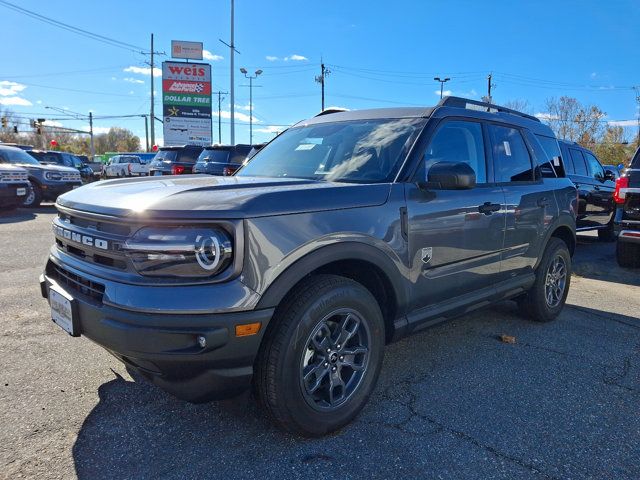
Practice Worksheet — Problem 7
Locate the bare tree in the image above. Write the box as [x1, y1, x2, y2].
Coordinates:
[502, 99, 533, 115]
[543, 97, 606, 147]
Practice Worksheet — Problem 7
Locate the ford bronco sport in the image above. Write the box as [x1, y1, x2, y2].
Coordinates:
[40, 97, 577, 436]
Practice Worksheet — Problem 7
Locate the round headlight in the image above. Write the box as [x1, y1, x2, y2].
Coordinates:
[124, 226, 233, 278]
[45, 171, 62, 181]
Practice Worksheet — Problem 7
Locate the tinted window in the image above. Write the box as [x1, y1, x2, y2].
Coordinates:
[569, 149, 588, 176]
[238, 118, 425, 183]
[0, 147, 40, 165]
[177, 149, 201, 164]
[153, 150, 177, 162]
[534, 134, 564, 177]
[632, 148, 640, 168]
[583, 151, 604, 180]
[198, 149, 230, 163]
[489, 125, 534, 182]
[423, 120, 486, 183]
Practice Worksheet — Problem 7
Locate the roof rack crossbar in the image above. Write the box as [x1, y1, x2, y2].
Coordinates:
[438, 96, 540, 122]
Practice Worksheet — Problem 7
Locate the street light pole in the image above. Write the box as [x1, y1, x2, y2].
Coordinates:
[240, 68, 262, 144]
[88, 111, 95, 159]
[434, 77, 450, 99]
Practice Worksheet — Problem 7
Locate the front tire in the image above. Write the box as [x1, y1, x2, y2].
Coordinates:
[254, 274, 385, 437]
[22, 183, 42, 208]
[518, 238, 571, 322]
[616, 240, 640, 268]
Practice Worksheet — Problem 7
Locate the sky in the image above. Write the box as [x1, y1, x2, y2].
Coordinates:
[0, 0, 639, 148]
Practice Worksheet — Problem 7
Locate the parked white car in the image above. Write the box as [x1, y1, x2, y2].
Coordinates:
[102, 155, 149, 178]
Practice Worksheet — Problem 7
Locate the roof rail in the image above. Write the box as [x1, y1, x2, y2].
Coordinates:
[438, 96, 540, 122]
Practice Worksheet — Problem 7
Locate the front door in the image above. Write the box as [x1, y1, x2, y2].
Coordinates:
[405, 119, 506, 313]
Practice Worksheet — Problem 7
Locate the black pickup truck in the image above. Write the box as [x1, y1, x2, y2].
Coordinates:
[615, 147, 640, 267]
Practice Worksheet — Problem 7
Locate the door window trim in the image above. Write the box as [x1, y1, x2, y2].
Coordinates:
[485, 120, 540, 186]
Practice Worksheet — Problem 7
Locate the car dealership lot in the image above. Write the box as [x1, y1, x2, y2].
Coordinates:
[0, 207, 638, 480]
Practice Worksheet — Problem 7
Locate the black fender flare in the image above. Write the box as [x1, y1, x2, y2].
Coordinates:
[255, 241, 408, 314]
[535, 215, 576, 269]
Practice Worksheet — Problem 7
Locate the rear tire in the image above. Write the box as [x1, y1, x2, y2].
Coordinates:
[518, 238, 571, 322]
[254, 274, 385, 437]
[597, 221, 616, 242]
[616, 240, 640, 268]
[22, 183, 42, 208]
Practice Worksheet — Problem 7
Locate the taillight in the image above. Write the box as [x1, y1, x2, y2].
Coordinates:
[223, 165, 238, 176]
[614, 176, 629, 204]
[171, 165, 185, 175]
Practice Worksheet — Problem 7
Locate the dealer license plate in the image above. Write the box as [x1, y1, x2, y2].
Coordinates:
[50, 286, 76, 336]
[16, 187, 26, 196]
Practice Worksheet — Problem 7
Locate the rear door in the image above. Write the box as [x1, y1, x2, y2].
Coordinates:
[405, 118, 506, 312]
[561, 144, 593, 229]
[583, 150, 615, 226]
[489, 124, 556, 278]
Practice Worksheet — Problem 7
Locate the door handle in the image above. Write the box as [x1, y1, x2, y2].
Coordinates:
[537, 197, 551, 208]
[478, 202, 501, 215]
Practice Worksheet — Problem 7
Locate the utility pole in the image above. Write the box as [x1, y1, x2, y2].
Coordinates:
[635, 87, 640, 148]
[315, 59, 331, 111]
[213, 91, 228, 143]
[240, 69, 262, 144]
[150, 33, 155, 148]
[486, 73, 495, 104]
[143, 115, 149, 152]
[219, 1, 240, 144]
[434, 77, 450, 99]
[88, 111, 95, 159]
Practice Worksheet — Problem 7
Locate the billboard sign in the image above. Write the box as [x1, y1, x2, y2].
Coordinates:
[162, 61, 212, 146]
[171, 40, 203, 60]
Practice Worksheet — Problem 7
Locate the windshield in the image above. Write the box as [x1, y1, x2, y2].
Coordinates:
[198, 149, 230, 163]
[0, 147, 41, 165]
[236, 118, 425, 182]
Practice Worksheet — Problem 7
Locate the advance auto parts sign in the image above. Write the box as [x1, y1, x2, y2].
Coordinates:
[162, 61, 212, 146]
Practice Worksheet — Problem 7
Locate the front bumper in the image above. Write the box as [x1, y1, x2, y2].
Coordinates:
[40, 268, 274, 402]
[41, 182, 82, 200]
[0, 183, 29, 206]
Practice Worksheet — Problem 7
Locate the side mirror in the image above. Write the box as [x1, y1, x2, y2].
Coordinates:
[420, 161, 476, 190]
[617, 163, 624, 171]
[604, 170, 616, 182]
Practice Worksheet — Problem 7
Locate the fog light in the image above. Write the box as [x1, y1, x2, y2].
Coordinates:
[197, 335, 206, 348]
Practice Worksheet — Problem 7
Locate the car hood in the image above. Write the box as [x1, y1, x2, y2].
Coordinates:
[15, 163, 78, 173]
[56, 175, 391, 219]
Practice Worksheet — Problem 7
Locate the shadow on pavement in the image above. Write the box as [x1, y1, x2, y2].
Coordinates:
[573, 234, 640, 287]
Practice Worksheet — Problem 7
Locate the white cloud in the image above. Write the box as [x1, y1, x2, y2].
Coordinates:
[234, 103, 252, 111]
[124, 66, 161, 77]
[590, 72, 597, 79]
[0, 80, 27, 96]
[43, 120, 63, 127]
[123, 77, 144, 84]
[36, 100, 42, 104]
[265, 56, 279, 61]
[203, 50, 223, 61]
[255, 125, 281, 134]
[285, 54, 308, 61]
[535, 112, 559, 121]
[79, 124, 109, 134]
[213, 110, 259, 123]
[0, 96, 32, 106]
[608, 120, 638, 127]
[434, 90, 452, 97]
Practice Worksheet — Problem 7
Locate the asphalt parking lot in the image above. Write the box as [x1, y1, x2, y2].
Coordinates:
[0, 205, 638, 480]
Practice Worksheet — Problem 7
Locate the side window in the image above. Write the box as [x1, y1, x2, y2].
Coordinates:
[0, 152, 7, 163]
[422, 120, 487, 183]
[559, 145, 574, 174]
[62, 155, 72, 167]
[584, 151, 604, 181]
[569, 149, 588, 176]
[488, 124, 534, 182]
[534, 134, 565, 177]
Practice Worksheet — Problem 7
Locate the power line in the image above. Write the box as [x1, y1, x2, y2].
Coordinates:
[0, 0, 146, 53]
[0, 65, 131, 79]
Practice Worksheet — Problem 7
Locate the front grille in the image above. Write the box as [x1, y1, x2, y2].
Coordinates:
[58, 211, 133, 236]
[0, 170, 28, 183]
[49, 263, 105, 303]
[54, 172, 81, 182]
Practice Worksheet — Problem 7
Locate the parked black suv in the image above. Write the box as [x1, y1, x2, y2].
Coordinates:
[614, 146, 640, 267]
[557, 140, 616, 241]
[148, 145, 204, 176]
[40, 97, 576, 436]
[193, 144, 253, 176]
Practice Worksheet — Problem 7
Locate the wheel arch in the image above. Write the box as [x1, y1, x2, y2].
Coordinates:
[256, 242, 407, 343]
[537, 219, 576, 270]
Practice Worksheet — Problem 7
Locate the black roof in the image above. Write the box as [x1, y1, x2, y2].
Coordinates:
[296, 96, 553, 137]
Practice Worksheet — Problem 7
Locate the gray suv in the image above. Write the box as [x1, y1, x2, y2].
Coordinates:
[0, 145, 81, 207]
[40, 97, 577, 436]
